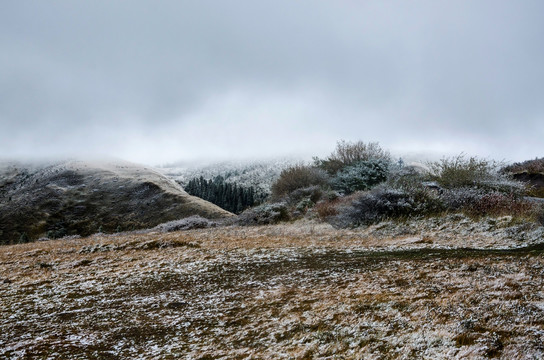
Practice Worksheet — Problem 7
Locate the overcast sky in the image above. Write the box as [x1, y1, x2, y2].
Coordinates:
[1, 0, 543, 165]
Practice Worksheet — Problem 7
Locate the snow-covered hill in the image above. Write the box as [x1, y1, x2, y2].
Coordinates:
[0, 159, 233, 243]
[157, 158, 302, 194]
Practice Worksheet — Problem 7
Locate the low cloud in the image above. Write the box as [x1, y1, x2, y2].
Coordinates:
[1, 0, 543, 164]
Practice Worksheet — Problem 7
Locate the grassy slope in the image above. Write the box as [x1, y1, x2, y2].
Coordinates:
[0, 160, 233, 243]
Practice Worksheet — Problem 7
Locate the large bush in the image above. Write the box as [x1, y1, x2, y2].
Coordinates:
[440, 187, 485, 211]
[328, 186, 444, 228]
[271, 165, 329, 199]
[440, 188, 536, 219]
[332, 159, 389, 194]
[314, 140, 391, 175]
[503, 157, 544, 174]
[427, 154, 516, 191]
[468, 193, 535, 218]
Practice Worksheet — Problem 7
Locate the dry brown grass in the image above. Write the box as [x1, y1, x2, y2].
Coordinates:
[1, 222, 543, 359]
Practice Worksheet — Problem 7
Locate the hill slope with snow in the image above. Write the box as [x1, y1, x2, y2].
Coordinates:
[0, 159, 233, 243]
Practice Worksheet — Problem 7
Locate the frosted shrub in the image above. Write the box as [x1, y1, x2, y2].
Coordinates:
[329, 186, 444, 228]
[503, 157, 544, 174]
[332, 159, 389, 194]
[271, 165, 329, 199]
[315, 199, 339, 220]
[440, 187, 486, 211]
[439, 187, 539, 220]
[295, 198, 315, 213]
[154, 216, 215, 232]
[314, 140, 391, 175]
[502, 158, 544, 197]
[237, 202, 290, 225]
[469, 193, 535, 217]
[427, 154, 512, 190]
[287, 185, 325, 205]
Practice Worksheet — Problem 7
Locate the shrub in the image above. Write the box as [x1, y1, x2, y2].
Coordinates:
[295, 198, 315, 213]
[440, 187, 485, 211]
[315, 200, 339, 220]
[287, 185, 325, 205]
[314, 140, 391, 175]
[502, 158, 544, 198]
[47, 224, 68, 239]
[525, 184, 544, 198]
[427, 154, 506, 189]
[154, 216, 215, 232]
[463, 192, 535, 218]
[503, 157, 544, 174]
[332, 159, 389, 194]
[271, 165, 329, 199]
[439, 187, 537, 220]
[329, 186, 444, 228]
[237, 202, 290, 225]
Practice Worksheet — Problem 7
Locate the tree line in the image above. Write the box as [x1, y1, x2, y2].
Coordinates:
[183, 176, 266, 214]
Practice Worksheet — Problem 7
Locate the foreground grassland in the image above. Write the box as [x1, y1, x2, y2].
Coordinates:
[1, 221, 543, 359]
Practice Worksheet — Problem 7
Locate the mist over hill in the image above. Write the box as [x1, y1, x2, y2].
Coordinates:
[158, 157, 301, 194]
[0, 159, 232, 243]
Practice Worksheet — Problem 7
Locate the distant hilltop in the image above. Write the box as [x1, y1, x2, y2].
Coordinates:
[0, 159, 233, 243]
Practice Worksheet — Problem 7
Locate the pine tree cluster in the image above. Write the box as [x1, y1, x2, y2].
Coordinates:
[184, 176, 266, 214]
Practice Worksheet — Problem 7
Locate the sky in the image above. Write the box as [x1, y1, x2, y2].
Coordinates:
[1, 0, 543, 165]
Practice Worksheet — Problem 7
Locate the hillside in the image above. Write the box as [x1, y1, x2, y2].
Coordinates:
[0, 159, 233, 243]
[503, 158, 544, 198]
[158, 158, 300, 194]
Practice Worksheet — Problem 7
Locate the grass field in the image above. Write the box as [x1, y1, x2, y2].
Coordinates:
[1, 221, 543, 359]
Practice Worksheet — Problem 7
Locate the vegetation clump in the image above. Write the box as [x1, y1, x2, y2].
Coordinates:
[271, 165, 329, 200]
[426, 154, 521, 193]
[311, 149, 543, 228]
[503, 157, 544, 174]
[265, 141, 393, 221]
[331, 159, 390, 194]
[327, 186, 444, 228]
[237, 202, 290, 225]
[154, 216, 216, 233]
[314, 140, 391, 175]
[502, 157, 544, 198]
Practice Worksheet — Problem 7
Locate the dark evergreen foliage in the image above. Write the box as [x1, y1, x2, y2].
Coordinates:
[184, 176, 266, 214]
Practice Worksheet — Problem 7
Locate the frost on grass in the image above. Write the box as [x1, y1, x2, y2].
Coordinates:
[0, 224, 543, 359]
[153, 215, 216, 233]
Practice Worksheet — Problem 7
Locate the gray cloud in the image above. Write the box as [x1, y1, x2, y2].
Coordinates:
[1, 0, 543, 163]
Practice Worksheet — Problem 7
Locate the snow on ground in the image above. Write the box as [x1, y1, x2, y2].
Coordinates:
[1, 219, 543, 359]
